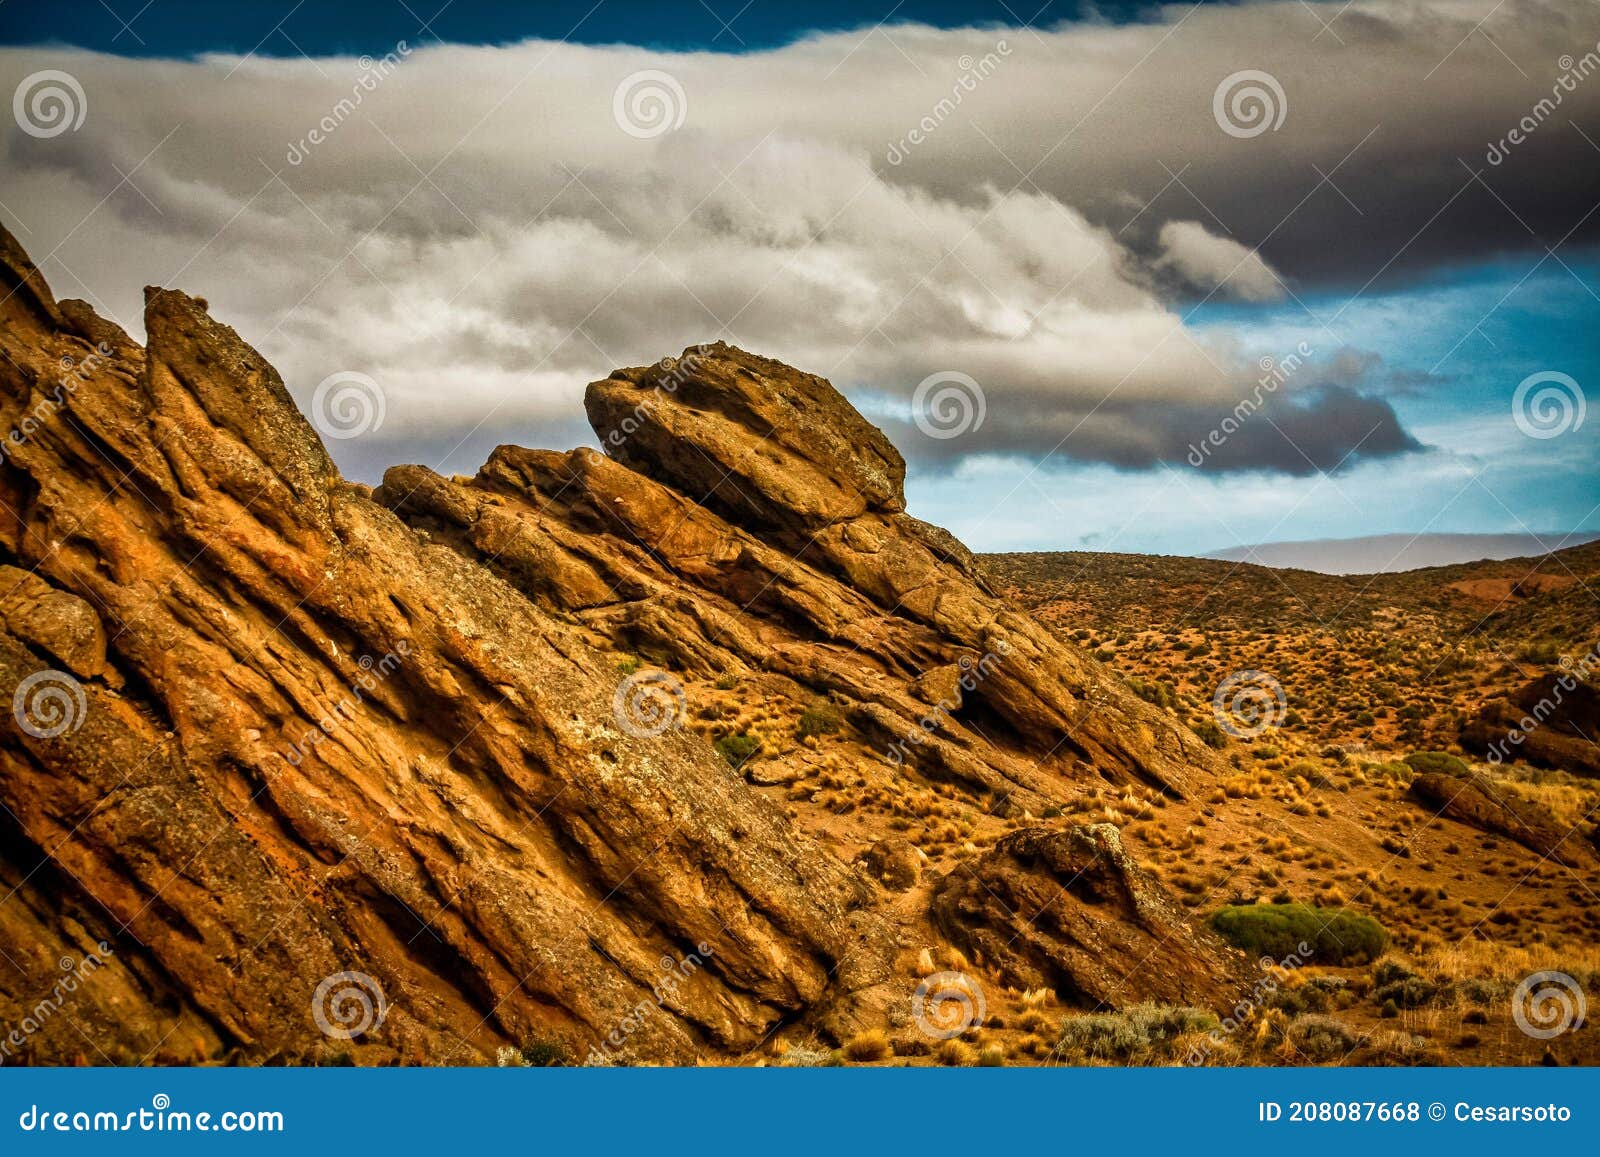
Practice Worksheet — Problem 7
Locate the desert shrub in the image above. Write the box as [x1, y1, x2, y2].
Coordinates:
[777, 1045, 833, 1067]
[1056, 1005, 1217, 1062]
[796, 707, 841, 740]
[1371, 960, 1446, 1009]
[1288, 1014, 1358, 1062]
[1192, 718, 1228, 749]
[714, 673, 739, 690]
[616, 655, 641, 675]
[1210, 904, 1387, 965]
[715, 733, 760, 768]
[1403, 751, 1469, 777]
[1128, 677, 1178, 710]
[517, 1035, 571, 1066]
[841, 1029, 891, 1062]
[935, 1039, 975, 1066]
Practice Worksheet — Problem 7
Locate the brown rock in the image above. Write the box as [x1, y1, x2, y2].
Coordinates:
[855, 837, 922, 891]
[1409, 770, 1594, 867]
[1460, 672, 1600, 778]
[931, 825, 1258, 1013]
[0, 220, 1239, 1066]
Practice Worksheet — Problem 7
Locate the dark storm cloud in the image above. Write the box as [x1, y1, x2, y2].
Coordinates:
[3, 1, 1586, 481]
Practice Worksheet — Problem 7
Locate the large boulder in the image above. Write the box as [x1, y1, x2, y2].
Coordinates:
[931, 825, 1259, 1013]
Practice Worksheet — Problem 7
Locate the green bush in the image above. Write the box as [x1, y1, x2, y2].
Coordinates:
[1192, 718, 1228, 749]
[1402, 751, 1468, 777]
[1210, 903, 1388, 965]
[1288, 1014, 1357, 1062]
[715, 733, 760, 768]
[796, 707, 841, 740]
[714, 673, 739, 690]
[1056, 1005, 1217, 1061]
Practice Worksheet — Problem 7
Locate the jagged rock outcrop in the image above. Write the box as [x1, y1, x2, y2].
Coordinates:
[1409, 770, 1596, 868]
[382, 343, 1226, 807]
[930, 825, 1257, 1013]
[1460, 672, 1600, 778]
[0, 220, 1234, 1065]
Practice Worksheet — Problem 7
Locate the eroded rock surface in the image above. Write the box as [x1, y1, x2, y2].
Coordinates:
[0, 222, 1236, 1064]
[931, 825, 1257, 1013]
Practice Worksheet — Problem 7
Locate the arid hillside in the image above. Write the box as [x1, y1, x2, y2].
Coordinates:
[0, 216, 1594, 1069]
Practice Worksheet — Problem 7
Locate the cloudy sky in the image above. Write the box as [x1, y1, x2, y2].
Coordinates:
[1, 0, 1596, 556]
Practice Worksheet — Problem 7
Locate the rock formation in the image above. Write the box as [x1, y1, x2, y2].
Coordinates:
[0, 220, 1241, 1066]
[1460, 672, 1600, 779]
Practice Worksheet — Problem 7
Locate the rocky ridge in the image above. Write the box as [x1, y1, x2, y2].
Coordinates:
[0, 221, 1245, 1065]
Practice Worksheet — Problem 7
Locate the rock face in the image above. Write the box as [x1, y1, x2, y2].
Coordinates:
[1409, 771, 1596, 868]
[0, 221, 1234, 1065]
[931, 825, 1257, 1013]
[1461, 673, 1600, 779]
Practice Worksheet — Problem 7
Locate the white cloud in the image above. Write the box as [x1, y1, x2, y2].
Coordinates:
[1157, 220, 1284, 302]
[0, 0, 1591, 488]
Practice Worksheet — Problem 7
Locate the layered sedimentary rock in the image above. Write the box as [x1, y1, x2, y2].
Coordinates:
[1461, 672, 1600, 779]
[930, 825, 1257, 1011]
[0, 221, 1238, 1065]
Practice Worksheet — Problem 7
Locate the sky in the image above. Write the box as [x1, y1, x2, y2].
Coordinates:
[0, 0, 1596, 557]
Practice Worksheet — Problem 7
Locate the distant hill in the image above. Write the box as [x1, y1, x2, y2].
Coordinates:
[1203, 532, 1600, 575]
